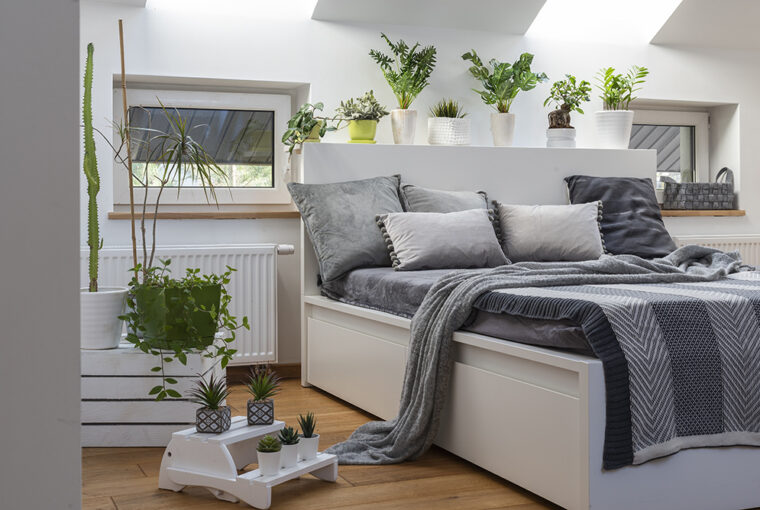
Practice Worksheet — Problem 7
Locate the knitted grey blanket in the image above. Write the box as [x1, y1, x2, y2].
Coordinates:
[326, 245, 750, 466]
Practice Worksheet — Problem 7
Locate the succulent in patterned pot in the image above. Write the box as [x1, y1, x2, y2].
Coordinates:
[278, 426, 301, 468]
[245, 365, 281, 425]
[297, 412, 320, 461]
[188, 373, 231, 434]
[257, 435, 282, 476]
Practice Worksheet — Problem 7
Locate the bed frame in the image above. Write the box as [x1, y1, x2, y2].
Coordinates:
[298, 143, 760, 510]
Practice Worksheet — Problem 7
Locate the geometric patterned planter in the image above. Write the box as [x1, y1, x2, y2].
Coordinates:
[247, 399, 274, 425]
[196, 406, 231, 434]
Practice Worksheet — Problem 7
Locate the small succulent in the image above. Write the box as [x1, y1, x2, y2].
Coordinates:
[187, 373, 230, 410]
[336, 90, 389, 122]
[430, 99, 467, 119]
[257, 435, 282, 453]
[245, 365, 281, 402]
[278, 426, 300, 445]
[298, 412, 317, 438]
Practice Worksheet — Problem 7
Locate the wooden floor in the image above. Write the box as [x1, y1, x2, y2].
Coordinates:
[83, 379, 559, 510]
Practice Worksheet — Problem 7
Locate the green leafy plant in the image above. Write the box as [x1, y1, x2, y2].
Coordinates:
[278, 426, 300, 445]
[543, 74, 592, 129]
[257, 435, 282, 453]
[82, 43, 101, 292]
[282, 102, 339, 155]
[335, 90, 389, 121]
[246, 365, 281, 402]
[429, 99, 467, 119]
[297, 412, 317, 438]
[370, 33, 437, 110]
[462, 50, 548, 113]
[187, 373, 230, 409]
[596, 66, 649, 111]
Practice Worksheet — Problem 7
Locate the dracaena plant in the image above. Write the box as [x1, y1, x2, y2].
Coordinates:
[596, 65, 649, 111]
[369, 33, 437, 110]
[543, 74, 592, 129]
[462, 50, 548, 113]
[335, 90, 389, 121]
[429, 99, 467, 119]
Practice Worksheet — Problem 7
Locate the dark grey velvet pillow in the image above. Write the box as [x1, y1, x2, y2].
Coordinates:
[288, 175, 403, 283]
[399, 183, 488, 213]
[565, 175, 676, 259]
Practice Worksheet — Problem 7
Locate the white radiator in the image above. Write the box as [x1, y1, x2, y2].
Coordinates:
[675, 235, 760, 267]
[80, 244, 281, 365]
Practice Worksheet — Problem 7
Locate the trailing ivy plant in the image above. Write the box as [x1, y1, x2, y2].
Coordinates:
[543, 74, 591, 129]
[335, 90, 389, 121]
[462, 50, 547, 113]
[369, 33, 437, 109]
[596, 65, 649, 111]
[282, 102, 339, 155]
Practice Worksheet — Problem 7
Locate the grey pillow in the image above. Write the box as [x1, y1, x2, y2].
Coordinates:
[377, 209, 509, 271]
[565, 175, 676, 258]
[496, 201, 605, 262]
[288, 175, 403, 283]
[399, 183, 488, 213]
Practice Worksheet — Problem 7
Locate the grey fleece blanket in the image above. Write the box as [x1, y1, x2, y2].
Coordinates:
[326, 245, 753, 467]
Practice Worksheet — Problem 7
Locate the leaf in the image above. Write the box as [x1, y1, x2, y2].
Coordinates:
[149, 385, 162, 395]
[166, 389, 182, 398]
[165, 377, 178, 384]
[150, 366, 162, 372]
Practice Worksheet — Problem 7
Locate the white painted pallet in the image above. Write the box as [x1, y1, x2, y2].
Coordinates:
[159, 416, 338, 509]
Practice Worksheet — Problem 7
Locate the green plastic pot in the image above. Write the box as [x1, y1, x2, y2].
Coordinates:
[347, 119, 378, 143]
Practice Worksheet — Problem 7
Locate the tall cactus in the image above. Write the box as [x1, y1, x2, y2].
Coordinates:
[83, 43, 100, 292]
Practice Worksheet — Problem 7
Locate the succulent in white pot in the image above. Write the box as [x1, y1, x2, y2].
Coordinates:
[246, 366, 281, 426]
[257, 435, 282, 476]
[543, 74, 592, 148]
[297, 412, 320, 461]
[189, 374, 231, 434]
[278, 426, 301, 469]
[594, 65, 649, 149]
[427, 99, 470, 146]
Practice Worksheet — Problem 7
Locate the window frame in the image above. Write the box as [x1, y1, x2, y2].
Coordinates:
[112, 88, 292, 206]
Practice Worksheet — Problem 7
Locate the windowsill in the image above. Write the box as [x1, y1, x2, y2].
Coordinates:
[661, 209, 745, 217]
[108, 211, 299, 220]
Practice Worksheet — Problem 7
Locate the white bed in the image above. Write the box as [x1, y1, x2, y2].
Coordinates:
[298, 143, 760, 510]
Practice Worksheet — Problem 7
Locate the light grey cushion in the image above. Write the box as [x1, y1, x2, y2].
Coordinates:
[496, 201, 605, 262]
[399, 183, 488, 213]
[377, 209, 509, 271]
[288, 175, 403, 283]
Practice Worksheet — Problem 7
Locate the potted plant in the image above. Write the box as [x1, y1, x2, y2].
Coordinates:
[297, 412, 319, 460]
[543, 74, 592, 148]
[282, 102, 337, 155]
[257, 435, 282, 476]
[370, 33, 437, 144]
[335, 90, 389, 144]
[594, 65, 649, 149]
[462, 50, 547, 147]
[188, 373, 231, 434]
[80, 43, 128, 350]
[427, 99, 470, 146]
[245, 365, 281, 425]
[278, 426, 300, 468]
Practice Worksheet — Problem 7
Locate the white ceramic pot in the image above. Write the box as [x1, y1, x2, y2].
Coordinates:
[280, 443, 299, 468]
[546, 128, 576, 148]
[427, 117, 471, 146]
[594, 110, 634, 149]
[257, 450, 281, 476]
[299, 434, 320, 461]
[391, 109, 417, 144]
[80, 287, 128, 349]
[490, 112, 516, 147]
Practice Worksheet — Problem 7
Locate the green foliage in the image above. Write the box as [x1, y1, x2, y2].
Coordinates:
[461, 50, 548, 113]
[278, 426, 300, 445]
[297, 412, 317, 438]
[595, 66, 649, 110]
[282, 102, 337, 155]
[369, 33, 437, 109]
[187, 373, 230, 410]
[246, 365, 281, 401]
[336, 91, 389, 121]
[543, 74, 592, 113]
[83, 43, 101, 292]
[257, 435, 282, 453]
[429, 99, 467, 118]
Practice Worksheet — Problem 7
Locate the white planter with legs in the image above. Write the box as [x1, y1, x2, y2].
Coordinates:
[490, 112, 516, 147]
[257, 451, 281, 476]
[546, 128, 576, 148]
[391, 109, 417, 144]
[299, 434, 320, 461]
[595, 110, 634, 149]
[427, 117, 471, 146]
[80, 287, 128, 349]
[281, 444, 299, 468]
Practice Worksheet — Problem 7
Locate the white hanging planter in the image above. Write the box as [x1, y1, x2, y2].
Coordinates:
[80, 287, 128, 349]
[280, 444, 299, 468]
[391, 109, 417, 144]
[490, 112, 516, 147]
[546, 128, 576, 148]
[257, 450, 281, 476]
[299, 434, 320, 461]
[427, 117, 471, 146]
[594, 110, 634, 149]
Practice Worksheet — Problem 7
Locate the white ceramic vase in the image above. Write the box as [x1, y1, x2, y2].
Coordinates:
[427, 117, 471, 146]
[546, 128, 576, 148]
[257, 451, 281, 476]
[391, 109, 417, 144]
[80, 287, 128, 349]
[594, 110, 634, 149]
[299, 434, 320, 461]
[280, 444, 299, 468]
[490, 112, 516, 147]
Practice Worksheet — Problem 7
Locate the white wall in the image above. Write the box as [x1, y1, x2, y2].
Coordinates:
[0, 1, 81, 508]
[80, 0, 760, 363]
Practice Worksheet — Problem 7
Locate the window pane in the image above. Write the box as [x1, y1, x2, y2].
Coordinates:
[629, 124, 695, 186]
[128, 106, 274, 188]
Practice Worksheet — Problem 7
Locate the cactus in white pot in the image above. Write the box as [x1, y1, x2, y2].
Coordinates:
[297, 412, 320, 461]
[257, 435, 282, 476]
[278, 426, 301, 468]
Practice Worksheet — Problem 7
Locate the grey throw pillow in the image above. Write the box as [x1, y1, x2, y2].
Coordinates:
[399, 183, 488, 213]
[377, 209, 509, 271]
[288, 175, 403, 283]
[496, 201, 605, 262]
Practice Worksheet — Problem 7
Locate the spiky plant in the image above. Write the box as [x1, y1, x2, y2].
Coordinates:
[429, 99, 467, 119]
[257, 435, 282, 453]
[83, 42, 101, 292]
[297, 412, 317, 438]
[278, 426, 300, 445]
[335, 91, 389, 122]
[187, 373, 230, 409]
[370, 33, 437, 109]
[596, 65, 649, 111]
[245, 365, 281, 402]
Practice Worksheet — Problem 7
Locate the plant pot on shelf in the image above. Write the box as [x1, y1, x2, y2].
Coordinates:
[594, 110, 634, 149]
[347, 119, 378, 144]
[304, 121, 322, 143]
[391, 109, 417, 144]
[546, 128, 576, 148]
[490, 112, 516, 147]
[299, 434, 320, 461]
[257, 450, 281, 476]
[80, 287, 128, 349]
[427, 118, 471, 146]
[247, 399, 275, 425]
[280, 444, 299, 468]
[196, 406, 231, 434]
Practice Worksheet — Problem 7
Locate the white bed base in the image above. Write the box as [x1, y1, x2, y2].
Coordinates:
[298, 143, 760, 510]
